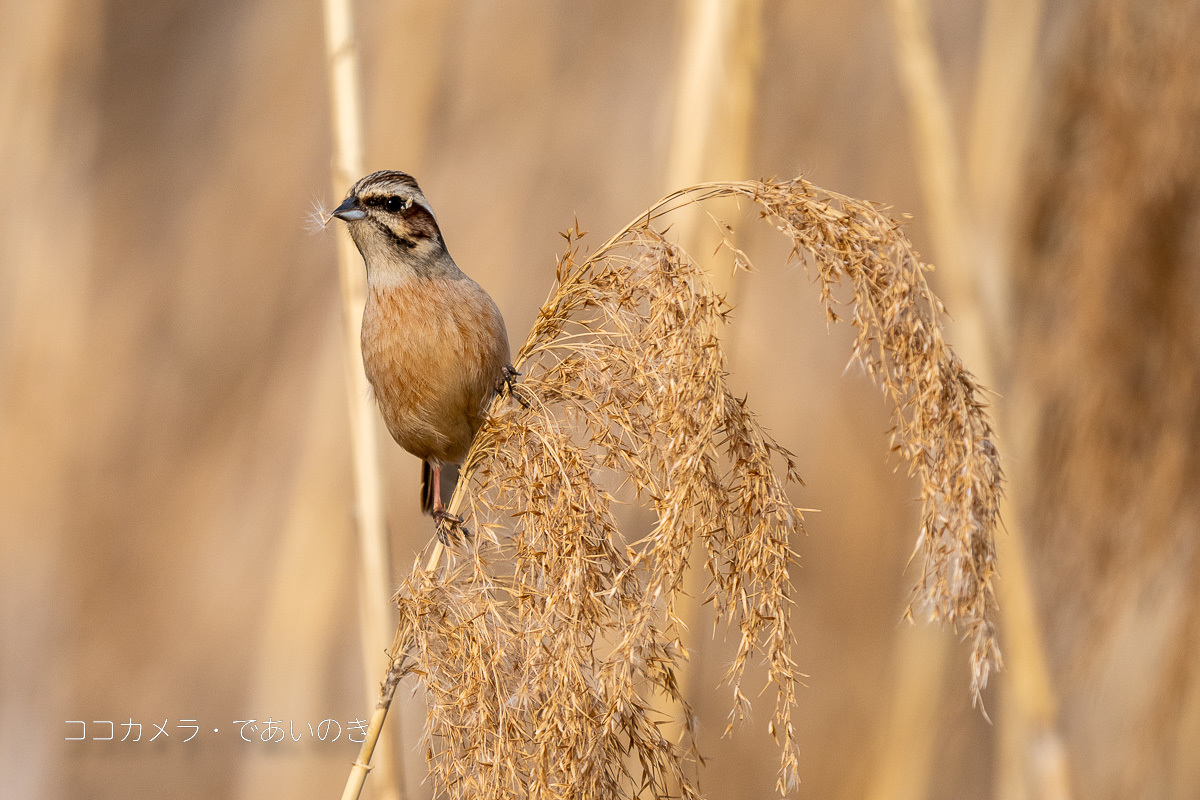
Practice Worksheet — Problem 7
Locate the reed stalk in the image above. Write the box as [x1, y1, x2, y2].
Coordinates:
[872, 6, 976, 796]
[338, 541, 445, 800]
[662, 0, 763, 753]
[865, 623, 950, 800]
[664, 0, 763, 297]
[0, 3, 100, 795]
[966, 0, 1043, 345]
[884, 0, 983, 359]
[321, 1, 402, 798]
[884, 1, 1069, 799]
[1014, 0, 1200, 793]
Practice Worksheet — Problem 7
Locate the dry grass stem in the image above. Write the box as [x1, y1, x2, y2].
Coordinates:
[347, 178, 1003, 800]
[321, 0, 402, 798]
[662, 0, 763, 754]
[884, 0, 975, 339]
[876, 6, 975, 794]
[1016, 0, 1200, 794]
[966, 0, 1044, 342]
[865, 623, 950, 800]
[665, 0, 763, 298]
[340, 655, 409, 800]
[886, 2, 1067, 797]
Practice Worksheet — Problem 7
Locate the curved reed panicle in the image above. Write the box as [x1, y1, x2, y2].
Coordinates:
[364, 178, 1002, 800]
[749, 180, 1004, 696]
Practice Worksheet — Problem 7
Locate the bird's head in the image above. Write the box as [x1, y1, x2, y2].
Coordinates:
[332, 170, 453, 279]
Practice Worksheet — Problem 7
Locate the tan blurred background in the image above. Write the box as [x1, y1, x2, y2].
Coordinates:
[3, 0, 1198, 798]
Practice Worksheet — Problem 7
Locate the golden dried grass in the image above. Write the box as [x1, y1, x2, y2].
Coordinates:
[351, 178, 1003, 800]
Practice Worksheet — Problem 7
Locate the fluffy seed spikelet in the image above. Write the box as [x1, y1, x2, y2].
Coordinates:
[306, 197, 335, 233]
[391, 178, 1002, 800]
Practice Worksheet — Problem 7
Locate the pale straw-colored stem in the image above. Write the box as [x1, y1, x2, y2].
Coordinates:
[966, 3, 1071, 797]
[321, 1, 402, 799]
[665, 0, 727, 272]
[865, 623, 951, 800]
[665, 0, 762, 297]
[340, 653, 408, 800]
[967, 0, 1043, 351]
[662, 1, 763, 752]
[338, 546, 448, 800]
[884, 0, 986, 361]
[993, 484, 1072, 800]
[884, 1, 1070, 799]
[338, 535, 447, 800]
[871, 7, 975, 794]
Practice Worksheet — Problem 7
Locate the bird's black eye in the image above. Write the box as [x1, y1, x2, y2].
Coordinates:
[384, 196, 406, 213]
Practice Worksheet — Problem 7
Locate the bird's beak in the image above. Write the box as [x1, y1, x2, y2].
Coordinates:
[332, 195, 366, 221]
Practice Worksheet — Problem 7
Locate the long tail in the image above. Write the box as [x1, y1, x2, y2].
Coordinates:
[420, 461, 460, 515]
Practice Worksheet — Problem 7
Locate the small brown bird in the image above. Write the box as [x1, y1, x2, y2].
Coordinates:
[332, 170, 512, 529]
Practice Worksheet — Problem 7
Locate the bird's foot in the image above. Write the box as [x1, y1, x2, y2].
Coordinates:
[433, 508, 468, 546]
[498, 364, 529, 408]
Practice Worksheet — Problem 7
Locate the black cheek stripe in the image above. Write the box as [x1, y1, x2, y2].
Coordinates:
[373, 219, 417, 250]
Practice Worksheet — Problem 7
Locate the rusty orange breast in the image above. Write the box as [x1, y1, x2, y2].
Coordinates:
[361, 276, 509, 464]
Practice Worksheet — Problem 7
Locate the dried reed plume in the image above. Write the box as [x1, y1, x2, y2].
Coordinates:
[352, 178, 1002, 800]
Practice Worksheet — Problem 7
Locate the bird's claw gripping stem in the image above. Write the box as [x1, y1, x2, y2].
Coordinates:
[498, 364, 529, 408]
[433, 508, 468, 546]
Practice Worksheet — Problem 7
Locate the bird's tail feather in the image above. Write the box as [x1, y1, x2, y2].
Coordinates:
[421, 461, 434, 515]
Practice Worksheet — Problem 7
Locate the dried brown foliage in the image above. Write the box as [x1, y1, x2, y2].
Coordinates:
[391, 179, 1002, 800]
[1015, 0, 1200, 794]
[1017, 0, 1200, 656]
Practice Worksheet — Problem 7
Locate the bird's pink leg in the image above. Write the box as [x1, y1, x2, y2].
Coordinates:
[432, 464, 443, 513]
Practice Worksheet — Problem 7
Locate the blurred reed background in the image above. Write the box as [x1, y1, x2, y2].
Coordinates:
[2, 1, 1198, 799]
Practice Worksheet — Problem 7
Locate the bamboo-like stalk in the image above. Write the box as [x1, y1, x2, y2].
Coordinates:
[237, 320, 355, 799]
[321, 1, 403, 799]
[0, 3, 100, 795]
[992, 476, 1072, 800]
[864, 623, 951, 800]
[884, 0, 987, 363]
[883, 2, 1069, 799]
[871, 6, 975, 796]
[966, 0, 1043, 346]
[664, 0, 727, 279]
[340, 655, 407, 800]
[338, 543, 444, 800]
[964, 2, 1064, 798]
[662, 1, 763, 753]
[664, 0, 762, 298]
